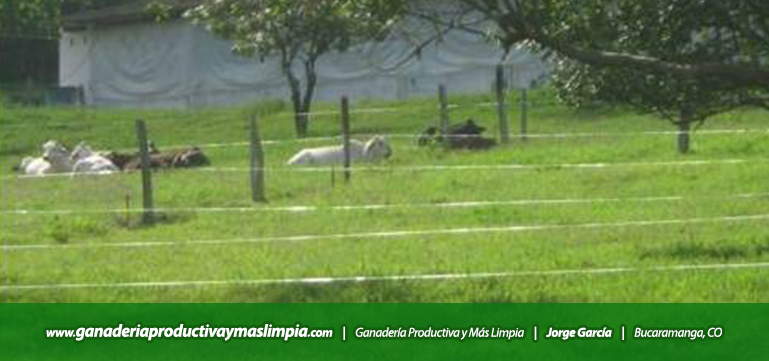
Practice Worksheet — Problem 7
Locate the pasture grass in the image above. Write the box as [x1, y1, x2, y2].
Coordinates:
[2, 89, 769, 303]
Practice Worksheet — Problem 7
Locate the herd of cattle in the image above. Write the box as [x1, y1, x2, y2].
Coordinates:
[284, 118, 495, 166]
[12, 140, 210, 176]
[12, 118, 496, 176]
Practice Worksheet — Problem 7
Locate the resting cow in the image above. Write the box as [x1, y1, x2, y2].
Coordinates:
[14, 156, 52, 176]
[108, 144, 210, 171]
[70, 142, 120, 175]
[15, 140, 74, 176]
[445, 135, 497, 150]
[418, 119, 496, 150]
[170, 147, 210, 168]
[287, 136, 392, 166]
[42, 140, 75, 173]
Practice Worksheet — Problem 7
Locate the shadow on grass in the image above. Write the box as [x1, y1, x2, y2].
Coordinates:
[226, 281, 417, 303]
[0, 277, 590, 303]
[112, 211, 195, 230]
[223, 278, 586, 303]
[640, 239, 769, 261]
[47, 216, 111, 245]
[42, 212, 196, 244]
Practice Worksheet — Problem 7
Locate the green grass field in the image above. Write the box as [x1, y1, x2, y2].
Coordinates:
[2, 90, 769, 303]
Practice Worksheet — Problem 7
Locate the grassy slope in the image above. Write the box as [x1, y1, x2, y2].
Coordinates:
[1, 90, 769, 303]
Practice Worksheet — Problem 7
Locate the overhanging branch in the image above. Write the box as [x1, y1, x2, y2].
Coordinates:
[491, 5, 769, 90]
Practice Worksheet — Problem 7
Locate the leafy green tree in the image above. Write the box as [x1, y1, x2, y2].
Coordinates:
[1, 0, 60, 37]
[0, 0, 103, 37]
[552, 62, 759, 153]
[183, 0, 404, 137]
[407, 0, 769, 153]
[0, 0, 94, 84]
[455, 0, 769, 90]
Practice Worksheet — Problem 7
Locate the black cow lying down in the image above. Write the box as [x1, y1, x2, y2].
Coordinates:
[103, 142, 210, 171]
[418, 119, 497, 150]
[445, 135, 497, 150]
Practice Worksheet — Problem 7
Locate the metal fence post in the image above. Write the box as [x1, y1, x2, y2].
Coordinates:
[341, 96, 352, 183]
[496, 64, 511, 144]
[521, 89, 529, 141]
[135, 119, 154, 225]
[250, 114, 267, 203]
[438, 84, 450, 135]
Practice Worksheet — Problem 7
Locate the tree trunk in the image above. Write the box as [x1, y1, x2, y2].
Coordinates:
[284, 60, 319, 138]
[300, 59, 318, 135]
[286, 67, 309, 138]
[677, 110, 693, 155]
[294, 111, 309, 138]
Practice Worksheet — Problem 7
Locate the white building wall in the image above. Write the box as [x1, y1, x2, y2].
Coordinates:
[59, 19, 548, 109]
[59, 30, 92, 102]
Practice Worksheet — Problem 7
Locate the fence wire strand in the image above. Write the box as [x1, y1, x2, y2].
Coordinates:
[2, 261, 769, 292]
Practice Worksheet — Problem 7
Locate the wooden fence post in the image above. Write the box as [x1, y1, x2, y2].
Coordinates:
[438, 84, 450, 135]
[250, 114, 267, 203]
[496, 64, 511, 144]
[341, 96, 352, 183]
[135, 119, 154, 225]
[520, 88, 529, 141]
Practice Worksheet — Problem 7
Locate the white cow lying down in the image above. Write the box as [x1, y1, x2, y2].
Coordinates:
[287, 136, 392, 166]
[14, 140, 62, 176]
[15, 140, 118, 176]
[16, 157, 52, 176]
[40, 140, 118, 175]
[69, 142, 119, 174]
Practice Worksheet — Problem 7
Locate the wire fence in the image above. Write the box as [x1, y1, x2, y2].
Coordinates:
[110, 127, 769, 153]
[1, 97, 554, 128]
[5, 94, 767, 156]
[3, 261, 769, 292]
[4, 212, 769, 252]
[2, 157, 763, 182]
[2, 191, 767, 217]
[4, 74, 769, 300]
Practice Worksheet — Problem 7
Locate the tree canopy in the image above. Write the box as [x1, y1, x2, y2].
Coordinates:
[451, 0, 769, 94]
[1, 0, 62, 38]
[184, 0, 405, 137]
[0, 0, 124, 38]
[403, 0, 769, 153]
